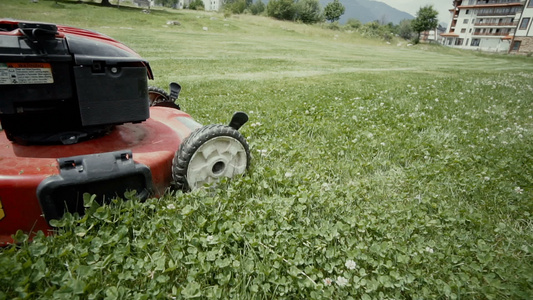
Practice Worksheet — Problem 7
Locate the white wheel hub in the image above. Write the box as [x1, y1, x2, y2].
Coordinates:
[186, 136, 248, 189]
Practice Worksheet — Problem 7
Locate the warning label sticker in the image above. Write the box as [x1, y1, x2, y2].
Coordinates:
[0, 62, 54, 85]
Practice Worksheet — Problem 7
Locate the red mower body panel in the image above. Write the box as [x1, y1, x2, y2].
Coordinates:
[0, 107, 201, 245]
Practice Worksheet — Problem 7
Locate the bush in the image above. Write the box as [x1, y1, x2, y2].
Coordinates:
[225, 0, 248, 14]
[359, 21, 384, 38]
[188, 0, 204, 10]
[155, 0, 179, 8]
[344, 18, 361, 30]
[397, 19, 415, 40]
[325, 21, 340, 31]
[224, 9, 232, 18]
[267, 0, 297, 21]
[295, 0, 323, 24]
[249, 0, 266, 15]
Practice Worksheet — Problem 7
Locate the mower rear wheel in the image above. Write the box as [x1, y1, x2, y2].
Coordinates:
[172, 124, 250, 191]
[148, 86, 180, 109]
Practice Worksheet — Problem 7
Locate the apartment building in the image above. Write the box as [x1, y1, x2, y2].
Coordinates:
[510, 0, 533, 53]
[442, 0, 531, 53]
[421, 26, 446, 44]
[199, 0, 223, 11]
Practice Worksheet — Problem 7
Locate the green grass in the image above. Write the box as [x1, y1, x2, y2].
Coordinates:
[1, 0, 533, 299]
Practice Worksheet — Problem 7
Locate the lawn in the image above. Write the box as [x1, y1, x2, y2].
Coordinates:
[1, 0, 533, 299]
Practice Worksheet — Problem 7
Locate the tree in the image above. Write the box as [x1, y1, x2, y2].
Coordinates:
[250, 0, 266, 15]
[323, 0, 344, 23]
[397, 19, 415, 40]
[267, 0, 297, 21]
[295, 0, 323, 24]
[411, 5, 438, 43]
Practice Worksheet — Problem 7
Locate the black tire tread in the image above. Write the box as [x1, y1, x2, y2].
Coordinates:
[172, 124, 250, 191]
[148, 86, 171, 106]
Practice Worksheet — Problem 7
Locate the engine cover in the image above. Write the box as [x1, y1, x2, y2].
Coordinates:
[0, 20, 152, 144]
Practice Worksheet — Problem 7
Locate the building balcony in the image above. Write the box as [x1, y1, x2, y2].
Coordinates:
[471, 0, 524, 5]
[474, 22, 518, 27]
[477, 11, 521, 16]
[476, 0, 524, 4]
[473, 32, 511, 36]
[459, 2, 525, 9]
[441, 32, 460, 37]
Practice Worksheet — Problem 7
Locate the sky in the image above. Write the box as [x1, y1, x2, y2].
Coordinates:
[376, 0, 453, 25]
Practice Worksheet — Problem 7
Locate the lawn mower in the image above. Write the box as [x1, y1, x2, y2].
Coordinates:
[0, 19, 250, 245]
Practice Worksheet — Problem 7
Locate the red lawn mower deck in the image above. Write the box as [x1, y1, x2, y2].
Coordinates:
[0, 19, 250, 245]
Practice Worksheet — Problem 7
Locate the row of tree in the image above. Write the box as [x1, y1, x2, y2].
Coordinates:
[221, 0, 345, 24]
[224, 0, 438, 43]
[92, 0, 439, 44]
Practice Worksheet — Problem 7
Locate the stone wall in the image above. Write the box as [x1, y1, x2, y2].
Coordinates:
[509, 37, 533, 55]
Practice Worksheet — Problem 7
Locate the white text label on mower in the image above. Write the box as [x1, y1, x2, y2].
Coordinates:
[0, 62, 54, 85]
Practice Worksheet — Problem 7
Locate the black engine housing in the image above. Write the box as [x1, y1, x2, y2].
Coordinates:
[0, 21, 151, 144]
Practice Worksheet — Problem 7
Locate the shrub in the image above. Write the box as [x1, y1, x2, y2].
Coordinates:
[249, 0, 266, 15]
[359, 21, 385, 38]
[325, 21, 340, 31]
[188, 0, 204, 10]
[344, 18, 361, 30]
[267, 0, 297, 21]
[397, 19, 415, 40]
[295, 0, 323, 24]
[225, 0, 248, 14]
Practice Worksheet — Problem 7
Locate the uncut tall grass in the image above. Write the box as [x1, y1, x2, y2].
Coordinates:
[1, 0, 532, 299]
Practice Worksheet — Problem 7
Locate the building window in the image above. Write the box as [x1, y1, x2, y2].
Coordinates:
[519, 18, 530, 30]
[455, 38, 464, 46]
[529, 0, 533, 8]
[461, 28, 467, 33]
[512, 41, 521, 51]
[469, 28, 472, 33]
[463, 19, 469, 24]
[471, 39, 480, 46]
[466, 9, 470, 14]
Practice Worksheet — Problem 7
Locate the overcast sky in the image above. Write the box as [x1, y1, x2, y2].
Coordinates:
[376, 0, 453, 25]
